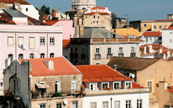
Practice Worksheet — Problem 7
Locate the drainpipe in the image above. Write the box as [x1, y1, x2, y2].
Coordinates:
[110, 97, 112, 108]
[15, 33, 17, 59]
[47, 33, 48, 58]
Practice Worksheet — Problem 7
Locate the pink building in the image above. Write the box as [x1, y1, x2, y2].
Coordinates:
[0, 10, 63, 95]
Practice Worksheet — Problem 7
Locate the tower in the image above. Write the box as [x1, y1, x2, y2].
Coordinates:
[72, 0, 96, 10]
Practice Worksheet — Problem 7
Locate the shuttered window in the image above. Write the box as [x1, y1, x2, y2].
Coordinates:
[29, 37, 35, 49]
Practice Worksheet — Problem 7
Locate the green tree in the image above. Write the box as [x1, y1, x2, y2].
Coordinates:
[39, 5, 50, 15]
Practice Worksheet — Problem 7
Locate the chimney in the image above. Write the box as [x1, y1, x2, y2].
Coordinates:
[113, 64, 117, 71]
[52, 9, 57, 20]
[144, 46, 147, 54]
[149, 45, 153, 53]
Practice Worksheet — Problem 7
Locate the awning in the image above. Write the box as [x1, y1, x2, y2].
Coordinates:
[36, 83, 50, 89]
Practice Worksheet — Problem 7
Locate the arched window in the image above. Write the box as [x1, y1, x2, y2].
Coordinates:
[30, 53, 34, 59]
[50, 53, 54, 58]
[40, 53, 45, 58]
[18, 54, 23, 59]
[8, 54, 13, 62]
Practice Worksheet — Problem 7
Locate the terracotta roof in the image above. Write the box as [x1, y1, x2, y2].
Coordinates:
[28, 16, 47, 25]
[167, 26, 173, 29]
[142, 31, 161, 37]
[167, 86, 173, 93]
[153, 20, 173, 22]
[75, 65, 132, 82]
[45, 20, 59, 25]
[19, 57, 81, 77]
[0, 0, 30, 5]
[91, 6, 105, 10]
[63, 39, 70, 48]
[107, 57, 160, 70]
[85, 12, 110, 15]
[0, 13, 15, 24]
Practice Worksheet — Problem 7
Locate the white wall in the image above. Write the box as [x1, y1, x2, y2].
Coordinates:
[140, 36, 160, 45]
[162, 30, 173, 49]
[83, 92, 149, 108]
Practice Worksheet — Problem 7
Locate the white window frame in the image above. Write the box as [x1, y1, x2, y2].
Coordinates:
[101, 82, 109, 90]
[114, 100, 120, 108]
[103, 101, 109, 108]
[146, 80, 153, 92]
[89, 83, 97, 91]
[40, 53, 45, 58]
[137, 99, 142, 108]
[124, 81, 132, 89]
[71, 80, 77, 92]
[91, 102, 97, 108]
[18, 36, 24, 46]
[126, 100, 131, 108]
[7, 35, 14, 46]
[113, 81, 121, 89]
[50, 37, 55, 45]
[72, 101, 78, 108]
[55, 81, 61, 93]
[56, 102, 62, 108]
[40, 103, 46, 108]
[29, 36, 35, 49]
[40, 36, 45, 45]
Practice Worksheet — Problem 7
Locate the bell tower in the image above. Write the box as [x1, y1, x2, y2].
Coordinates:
[72, 0, 96, 10]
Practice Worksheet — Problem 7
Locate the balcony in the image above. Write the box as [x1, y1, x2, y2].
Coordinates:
[95, 54, 101, 59]
[107, 53, 112, 59]
[130, 53, 136, 57]
[118, 53, 124, 57]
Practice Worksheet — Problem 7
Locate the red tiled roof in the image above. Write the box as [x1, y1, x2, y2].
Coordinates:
[167, 26, 173, 29]
[91, 6, 105, 10]
[28, 16, 47, 25]
[153, 20, 173, 22]
[142, 31, 161, 37]
[0, 0, 30, 5]
[75, 65, 132, 82]
[85, 12, 110, 15]
[63, 39, 70, 48]
[0, 13, 15, 24]
[45, 20, 59, 25]
[19, 57, 80, 77]
[167, 86, 173, 93]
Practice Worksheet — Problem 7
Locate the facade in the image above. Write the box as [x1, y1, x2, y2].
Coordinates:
[83, 7, 112, 31]
[107, 57, 173, 108]
[72, 0, 96, 10]
[63, 39, 70, 60]
[162, 27, 173, 49]
[4, 57, 83, 108]
[70, 27, 141, 65]
[152, 20, 173, 31]
[168, 14, 173, 20]
[129, 20, 153, 32]
[75, 65, 149, 108]
[0, 0, 39, 20]
[140, 31, 161, 45]
[115, 17, 128, 28]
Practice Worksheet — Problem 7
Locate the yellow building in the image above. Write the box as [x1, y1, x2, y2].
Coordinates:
[114, 27, 142, 37]
[152, 20, 173, 31]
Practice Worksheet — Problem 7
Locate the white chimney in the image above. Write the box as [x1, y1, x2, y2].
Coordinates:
[113, 64, 117, 70]
[43, 60, 54, 70]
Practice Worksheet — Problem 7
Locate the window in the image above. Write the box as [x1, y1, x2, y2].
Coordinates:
[50, 37, 55, 45]
[93, 15, 95, 18]
[72, 101, 78, 108]
[71, 80, 77, 92]
[18, 54, 23, 59]
[40, 53, 45, 58]
[56, 103, 62, 108]
[170, 39, 172, 43]
[40, 104, 46, 108]
[125, 81, 132, 89]
[40, 37, 45, 45]
[8, 54, 13, 63]
[26, 8, 28, 12]
[147, 81, 152, 92]
[137, 99, 142, 108]
[126, 100, 131, 108]
[154, 25, 157, 29]
[114, 101, 120, 108]
[119, 47, 123, 53]
[101, 82, 109, 90]
[97, 21, 99, 23]
[18, 36, 24, 45]
[50, 53, 54, 58]
[93, 21, 95, 23]
[150, 37, 152, 41]
[89, 83, 97, 91]
[91, 102, 97, 108]
[55, 81, 61, 93]
[146, 37, 148, 42]
[29, 37, 35, 49]
[159, 25, 162, 29]
[170, 32, 172, 34]
[108, 48, 111, 54]
[98, 16, 99, 19]
[30, 53, 34, 59]
[96, 48, 100, 54]
[144, 24, 147, 27]
[113, 81, 121, 89]
[7, 36, 14, 46]
[164, 25, 167, 29]
[103, 101, 108, 108]
[131, 47, 135, 53]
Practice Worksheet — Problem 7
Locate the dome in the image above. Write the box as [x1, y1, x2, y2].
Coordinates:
[72, 0, 96, 10]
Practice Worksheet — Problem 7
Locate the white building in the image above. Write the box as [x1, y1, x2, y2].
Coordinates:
[72, 0, 96, 10]
[76, 65, 149, 108]
[162, 27, 173, 49]
[140, 31, 161, 45]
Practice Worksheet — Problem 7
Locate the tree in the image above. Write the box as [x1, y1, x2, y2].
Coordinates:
[39, 5, 50, 15]
[111, 12, 117, 29]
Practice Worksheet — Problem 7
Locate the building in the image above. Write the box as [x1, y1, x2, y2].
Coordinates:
[168, 14, 173, 20]
[162, 26, 173, 49]
[115, 17, 128, 28]
[152, 20, 173, 31]
[45, 9, 70, 20]
[83, 6, 112, 31]
[140, 31, 161, 45]
[0, 0, 39, 20]
[70, 27, 141, 65]
[0, 10, 63, 95]
[4, 57, 83, 108]
[72, 0, 96, 10]
[63, 39, 70, 60]
[107, 57, 173, 108]
[75, 65, 149, 108]
[129, 20, 153, 32]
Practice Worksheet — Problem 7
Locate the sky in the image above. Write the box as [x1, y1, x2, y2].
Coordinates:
[27, 0, 173, 21]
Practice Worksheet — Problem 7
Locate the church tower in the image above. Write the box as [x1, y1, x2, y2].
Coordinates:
[72, 0, 96, 10]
